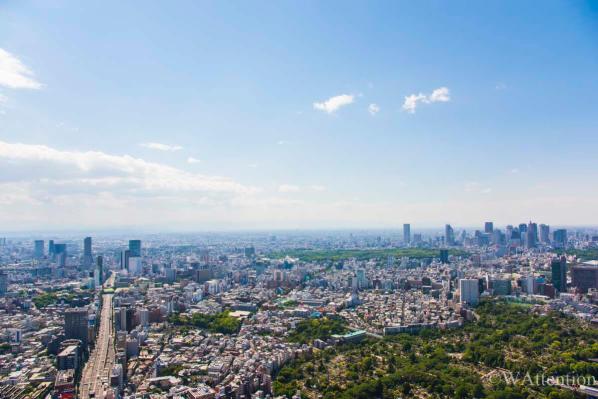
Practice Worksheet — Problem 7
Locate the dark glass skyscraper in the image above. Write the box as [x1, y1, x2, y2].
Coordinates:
[551, 256, 567, 293]
[128, 240, 141, 257]
[403, 224, 411, 244]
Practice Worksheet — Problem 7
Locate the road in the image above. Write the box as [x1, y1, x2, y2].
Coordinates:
[79, 273, 116, 399]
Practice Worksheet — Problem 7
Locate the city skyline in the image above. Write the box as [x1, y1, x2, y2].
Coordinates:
[1, 1, 597, 230]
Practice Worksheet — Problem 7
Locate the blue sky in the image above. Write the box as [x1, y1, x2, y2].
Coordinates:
[0, 1, 597, 230]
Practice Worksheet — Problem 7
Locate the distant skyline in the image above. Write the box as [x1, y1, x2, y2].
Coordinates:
[1, 1, 597, 230]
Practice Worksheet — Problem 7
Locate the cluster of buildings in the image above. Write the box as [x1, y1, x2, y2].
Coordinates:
[0, 224, 596, 398]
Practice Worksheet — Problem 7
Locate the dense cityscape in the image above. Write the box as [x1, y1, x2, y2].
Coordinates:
[0, 222, 597, 398]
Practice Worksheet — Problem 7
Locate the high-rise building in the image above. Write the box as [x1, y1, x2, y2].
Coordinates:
[64, 308, 89, 348]
[54, 244, 67, 267]
[34, 240, 44, 259]
[83, 237, 93, 269]
[553, 229, 568, 247]
[120, 250, 130, 270]
[445, 224, 455, 246]
[128, 240, 141, 257]
[459, 279, 479, 306]
[0, 273, 7, 296]
[551, 256, 567, 293]
[95, 256, 104, 287]
[571, 261, 598, 293]
[49, 240, 55, 255]
[128, 256, 142, 276]
[484, 222, 494, 234]
[526, 222, 537, 249]
[403, 224, 411, 244]
[440, 249, 449, 264]
[540, 224, 550, 243]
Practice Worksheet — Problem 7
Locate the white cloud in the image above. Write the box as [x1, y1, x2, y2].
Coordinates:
[187, 157, 201, 164]
[278, 184, 300, 193]
[368, 103, 380, 116]
[495, 82, 507, 90]
[464, 181, 492, 194]
[0, 140, 255, 197]
[313, 94, 354, 114]
[429, 87, 450, 102]
[510, 168, 519, 174]
[310, 185, 326, 192]
[0, 48, 43, 90]
[248, 163, 258, 168]
[277, 140, 288, 145]
[140, 142, 183, 151]
[402, 87, 450, 113]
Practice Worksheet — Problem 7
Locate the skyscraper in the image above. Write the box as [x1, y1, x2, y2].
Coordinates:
[553, 229, 567, 247]
[484, 222, 494, 234]
[128, 240, 141, 257]
[0, 273, 7, 296]
[445, 224, 455, 246]
[526, 221, 537, 249]
[34, 240, 44, 259]
[403, 224, 411, 244]
[83, 237, 93, 269]
[459, 279, 479, 306]
[64, 307, 89, 348]
[95, 255, 104, 286]
[121, 249, 130, 270]
[49, 240, 55, 255]
[540, 224, 550, 243]
[54, 244, 67, 267]
[551, 256, 567, 293]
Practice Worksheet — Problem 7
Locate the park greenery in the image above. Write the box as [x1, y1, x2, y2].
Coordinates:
[557, 248, 598, 262]
[269, 248, 469, 262]
[33, 290, 92, 309]
[287, 317, 348, 344]
[274, 301, 598, 399]
[168, 311, 242, 335]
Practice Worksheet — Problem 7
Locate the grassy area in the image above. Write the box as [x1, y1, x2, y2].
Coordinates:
[169, 311, 242, 334]
[274, 301, 598, 399]
[269, 248, 469, 262]
[557, 248, 598, 261]
[287, 318, 348, 344]
[33, 290, 93, 309]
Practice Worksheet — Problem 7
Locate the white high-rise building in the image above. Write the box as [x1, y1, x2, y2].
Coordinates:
[128, 256, 142, 276]
[459, 279, 479, 306]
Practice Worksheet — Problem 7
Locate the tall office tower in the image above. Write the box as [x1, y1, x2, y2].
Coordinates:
[459, 279, 480, 306]
[492, 229, 503, 245]
[64, 308, 89, 348]
[54, 244, 68, 267]
[551, 256, 567, 293]
[0, 273, 7, 296]
[505, 225, 513, 240]
[34, 240, 44, 259]
[440, 249, 449, 264]
[572, 262, 598, 293]
[445, 224, 455, 246]
[95, 256, 104, 286]
[403, 224, 411, 244]
[526, 222, 537, 249]
[128, 240, 141, 257]
[83, 237, 93, 269]
[49, 240, 55, 255]
[553, 229, 568, 247]
[518, 223, 527, 233]
[484, 222, 494, 234]
[120, 250, 130, 270]
[539, 224, 550, 243]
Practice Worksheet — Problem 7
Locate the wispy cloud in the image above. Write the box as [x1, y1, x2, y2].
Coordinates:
[368, 103, 380, 116]
[140, 142, 183, 151]
[187, 157, 201, 164]
[0, 48, 43, 90]
[402, 87, 450, 113]
[0, 140, 256, 197]
[310, 185, 326, 192]
[464, 181, 492, 194]
[495, 82, 507, 90]
[313, 94, 354, 114]
[278, 184, 300, 193]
